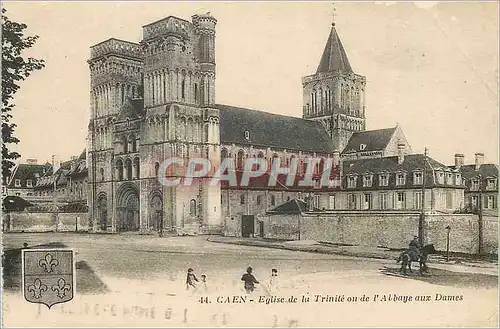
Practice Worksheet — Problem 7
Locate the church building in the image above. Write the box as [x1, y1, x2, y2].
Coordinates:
[86, 13, 450, 236]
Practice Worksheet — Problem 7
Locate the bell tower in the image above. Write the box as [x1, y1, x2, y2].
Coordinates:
[302, 22, 366, 152]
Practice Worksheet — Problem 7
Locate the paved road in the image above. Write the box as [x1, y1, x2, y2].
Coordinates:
[2, 233, 498, 328]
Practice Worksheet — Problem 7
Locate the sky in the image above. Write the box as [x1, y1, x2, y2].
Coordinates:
[3, 1, 499, 166]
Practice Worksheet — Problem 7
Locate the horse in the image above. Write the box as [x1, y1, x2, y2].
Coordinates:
[396, 244, 436, 275]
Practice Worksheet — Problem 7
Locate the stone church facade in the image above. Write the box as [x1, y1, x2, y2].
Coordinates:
[86, 13, 454, 236]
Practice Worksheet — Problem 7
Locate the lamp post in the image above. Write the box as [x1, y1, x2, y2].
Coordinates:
[445, 225, 451, 262]
[477, 173, 483, 255]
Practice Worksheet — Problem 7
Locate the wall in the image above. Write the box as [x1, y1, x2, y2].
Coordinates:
[300, 211, 420, 248]
[258, 211, 498, 254]
[5, 212, 90, 233]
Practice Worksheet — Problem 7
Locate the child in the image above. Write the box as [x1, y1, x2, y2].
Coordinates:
[200, 274, 208, 292]
[186, 268, 199, 291]
[241, 267, 259, 294]
[267, 268, 278, 294]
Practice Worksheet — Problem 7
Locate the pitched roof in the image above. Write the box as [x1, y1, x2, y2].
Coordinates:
[216, 104, 334, 153]
[316, 25, 353, 74]
[2, 195, 33, 212]
[342, 127, 397, 154]
[266, 198, 323, 214]
[7, 163, 49, 188]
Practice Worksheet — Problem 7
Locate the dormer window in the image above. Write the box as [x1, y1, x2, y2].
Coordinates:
[413, 172, 423, 185]
[347, 176, 357, 188]
[471, 179, 480, 190]
[379, 174, 389, 186]
[437, 171, 445, 184]
[396, 173, 406, 186]
[26, 180, 33, 188]
[363, 174, 373, 187]
[14, 179, 21, 187]
[359, 144, 367, 151]
[244, 130, 250, 140]
[447, 172, 453, 185]
[487, 178, 497, 190]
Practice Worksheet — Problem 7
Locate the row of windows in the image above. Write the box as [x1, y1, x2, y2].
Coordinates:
[470, 178, 497, 190]
[469, 195, 497, 209]
[347, 171, 462, 188]
[346, 191, 424, 210]
[14, 179, 33, 188]
[221, 149, 334, 175]
[238, 194, 281, 207]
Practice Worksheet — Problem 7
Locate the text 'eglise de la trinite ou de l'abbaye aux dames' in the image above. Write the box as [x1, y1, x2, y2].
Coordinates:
[5, 13, 498, 255]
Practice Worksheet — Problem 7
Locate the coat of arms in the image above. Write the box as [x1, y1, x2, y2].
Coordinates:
[21, 249, 75, 308]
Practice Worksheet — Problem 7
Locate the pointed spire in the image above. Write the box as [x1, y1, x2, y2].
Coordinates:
[316, 24, 353, 74]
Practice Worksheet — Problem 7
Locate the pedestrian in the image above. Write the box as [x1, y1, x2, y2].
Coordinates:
[200, 274, 208, 292]
[186, 268, 199, 291]
[267, 268, 278, 294]
[241, 266, 259, 294]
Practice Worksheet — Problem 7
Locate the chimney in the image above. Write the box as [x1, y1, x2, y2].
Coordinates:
[397, 143, 405, 165]
[475, 153, 484, 170]
[26, 159, 38, 164]
[454, 153, 464, 169]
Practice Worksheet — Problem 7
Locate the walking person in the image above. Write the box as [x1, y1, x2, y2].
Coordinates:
[241, 267, 259, 294]
[186, 268, 199, 291]
[267, 268, 279, 294]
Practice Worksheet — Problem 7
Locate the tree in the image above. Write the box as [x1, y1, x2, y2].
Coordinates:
[2, 8, 45, 183]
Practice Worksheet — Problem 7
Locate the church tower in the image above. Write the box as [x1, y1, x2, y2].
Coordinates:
[302, 22, 366, 152]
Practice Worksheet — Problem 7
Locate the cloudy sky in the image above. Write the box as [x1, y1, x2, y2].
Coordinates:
[4, 1, 498, 165]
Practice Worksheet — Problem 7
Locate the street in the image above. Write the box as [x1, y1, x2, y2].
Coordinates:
[2, 233, 498, 327]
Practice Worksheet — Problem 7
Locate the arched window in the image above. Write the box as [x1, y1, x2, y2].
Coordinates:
[116, 159, 123, 180]
[240, 194, 246, 205]
[221, 148, 229, 159]
[128, 134, 135, 153]
[257, 151, 265, 158]
[237, 150, 244, 170]
[187, 118, 194, 141]
[123, 136, 128, 153]
[134, 157, 140, 179]
[189, 199, 197, 216]
[100, 168, 105, 181]
[154, 162, 160, 177]
[125, 158, 132, 180]
[256, 195, 262, 205]
[271, 195, 276, 206]
[194, 83, 198, 102]
[181, 79, 185, 100]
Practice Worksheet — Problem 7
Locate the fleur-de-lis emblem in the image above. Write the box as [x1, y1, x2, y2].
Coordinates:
[27, 278, 47, 299]
[52, 278, 71, 299]
[38, 253, 59, 273]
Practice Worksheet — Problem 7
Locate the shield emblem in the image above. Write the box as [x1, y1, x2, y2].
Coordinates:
[22, 249, 75, 308]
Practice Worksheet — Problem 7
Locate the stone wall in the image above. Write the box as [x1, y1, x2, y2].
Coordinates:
[4, 212, 90, 233]
[258, 211, 498, 254]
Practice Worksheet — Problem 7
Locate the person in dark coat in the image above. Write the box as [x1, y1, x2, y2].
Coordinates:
[241, 267, 259, 294]
[186, 268, 199, 291]
[409, 235, 421, 261]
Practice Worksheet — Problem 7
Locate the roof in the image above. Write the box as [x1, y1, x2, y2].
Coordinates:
[267, 198, 323, 214]
[458, 164, 499, 180]
[117, 98, 144, 121]
[342, 154, 451, 189]
[216, 104, 334, 153]
[342, 127, 397, 154]
[3, 195, 33, 212]
[7, 163, 49, 188]
[316, 26, 353, 74]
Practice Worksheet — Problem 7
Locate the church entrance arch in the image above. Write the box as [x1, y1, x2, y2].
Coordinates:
[116, 183, 140, 232]
[97, 193, 108, 231]
[149, 191, 163, 235]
